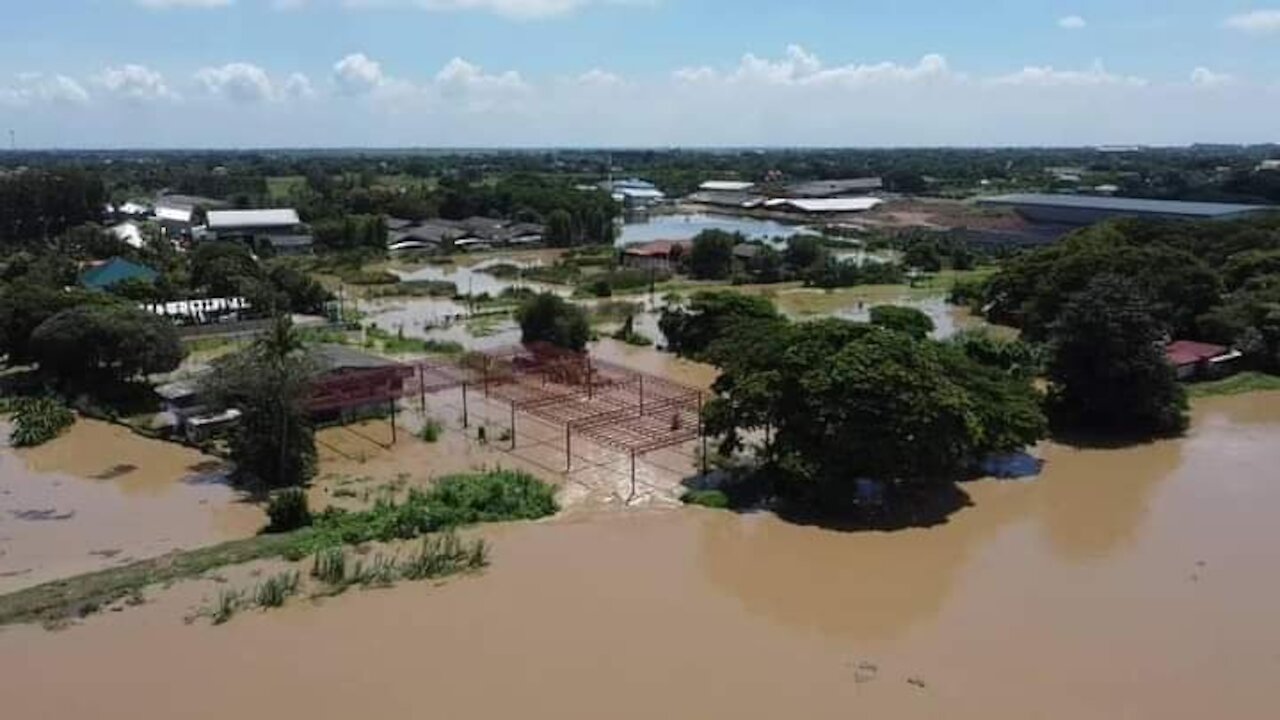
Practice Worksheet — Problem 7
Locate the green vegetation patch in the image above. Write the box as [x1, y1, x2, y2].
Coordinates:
[1187, 372, 1280, 398]
[8, 396, 76, 448]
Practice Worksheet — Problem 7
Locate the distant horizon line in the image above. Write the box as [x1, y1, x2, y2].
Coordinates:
[4, 143, 1280, 155]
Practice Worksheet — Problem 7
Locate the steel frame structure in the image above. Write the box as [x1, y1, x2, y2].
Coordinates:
[305, 342, 707, 489]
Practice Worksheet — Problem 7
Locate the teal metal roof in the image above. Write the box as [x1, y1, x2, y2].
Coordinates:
[80, 257, 158, 290]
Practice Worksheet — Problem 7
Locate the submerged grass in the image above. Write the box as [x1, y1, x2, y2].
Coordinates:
[0, 470, 557, 629]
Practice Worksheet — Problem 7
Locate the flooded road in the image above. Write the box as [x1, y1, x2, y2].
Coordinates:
[0, 419, 263, 593]
[3, 393, 1278, 718]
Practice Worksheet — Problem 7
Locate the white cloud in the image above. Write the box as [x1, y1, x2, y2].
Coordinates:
[6, 46, 1280, 148]
[95, 64, 175, 102]
[575, 68, 623, 86]
[283, 72, 316, 98]
[680, 45, 952, 88]
[1058, 15, 1087, 30]
[194, 62, 278, 102]
[333, 53, 385, 94]
[135, 0, 235, 8]
[1190, 67, 1235, 87]
[0, 73, 90, 107]
[988, 60, 1146, 87]
[1223, 9, 1280, 34]
[672, 66, 717, 83]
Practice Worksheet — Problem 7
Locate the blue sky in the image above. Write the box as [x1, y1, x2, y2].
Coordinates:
[2, 1, 1279, 147]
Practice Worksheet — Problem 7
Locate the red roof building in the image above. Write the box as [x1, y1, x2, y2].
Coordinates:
[1165, 341, 1241, 380]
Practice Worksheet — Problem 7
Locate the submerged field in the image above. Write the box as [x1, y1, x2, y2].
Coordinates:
[1, 393, 1277, 718]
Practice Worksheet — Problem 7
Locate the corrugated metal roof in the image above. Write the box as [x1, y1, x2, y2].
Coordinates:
[207, 208, 301, 229]
[785, 178, 883, 197]
[699, 180, 756, 192]
[154, 206, 192, 224]
[978, 194, 1270, 218]
[768, 198, 884, 213]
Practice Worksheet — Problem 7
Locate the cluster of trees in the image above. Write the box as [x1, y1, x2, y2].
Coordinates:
[983, 215, 1280, 372]
[681, 230, 909, 289]
[674, 293, 1046, 516]
[516, 293, 591, 352]
[0, 170, 106, 247]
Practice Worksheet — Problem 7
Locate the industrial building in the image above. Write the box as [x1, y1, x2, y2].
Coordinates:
[202, 208, 312, 253]
[977, 194, 1272, 226]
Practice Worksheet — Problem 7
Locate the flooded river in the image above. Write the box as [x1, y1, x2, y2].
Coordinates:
[3, 393, 1278, 719]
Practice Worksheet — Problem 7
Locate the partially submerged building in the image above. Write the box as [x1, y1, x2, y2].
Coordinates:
[1166, 341, 1243, 381]
[621, 239, 691, 271]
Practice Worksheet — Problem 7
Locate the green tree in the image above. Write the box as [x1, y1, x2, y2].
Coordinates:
[869, 305, 935, 340]
[1047, 275, 1188, 438]
[190, 241, 261, 297]
[704, 321, 1046, 509]
[545, 210, 575, 248]
[659, 291, 782, 360]
[29, 304, 185, 384]
[1, 284, 116, 365]
[202, 316, 318, 488]
[516, 293, 590, 351]
[688, 230, 738, 280]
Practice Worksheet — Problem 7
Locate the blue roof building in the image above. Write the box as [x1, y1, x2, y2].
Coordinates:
[80, 257, 159, 291]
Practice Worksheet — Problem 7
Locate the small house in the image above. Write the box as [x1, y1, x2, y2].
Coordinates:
[621, 239, 691, 271]
[1165, 341, 1243, 381]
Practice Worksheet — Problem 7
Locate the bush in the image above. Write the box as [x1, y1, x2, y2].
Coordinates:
[8, 396, 75, 447]
[681, 489, 730, 509]
[423, 470, 559, 527]
[419, 418, 443, 443]
[265, 488, 313, 533]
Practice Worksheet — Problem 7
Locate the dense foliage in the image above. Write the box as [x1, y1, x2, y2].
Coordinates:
[202, 317, 318, 488]
[29, 304, 185, 384]
[1046, 275, 1188, 437]
[869, 305, 935, 340]
[703, 315, 1046, 510]
[265, 487, 313, 533]
[516, 293, 590, 351]
[689, 230, 737, 280]
[659, 291, 784, 360]
[7, 396, 76, 448]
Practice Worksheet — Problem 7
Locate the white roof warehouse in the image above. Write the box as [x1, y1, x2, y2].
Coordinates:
[206, 209, 302, 230]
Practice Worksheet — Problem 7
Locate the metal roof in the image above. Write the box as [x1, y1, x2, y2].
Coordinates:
[978, 194, 1271, 218]
[767, 197, 884, 213]
[699, 180, 756, 192]
[785, 177, 883, 197]
[206, 208, 301, 229]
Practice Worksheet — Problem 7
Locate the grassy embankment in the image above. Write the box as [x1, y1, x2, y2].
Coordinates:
[0, 470, 557, 629]
[1187, 372, 1280, 399]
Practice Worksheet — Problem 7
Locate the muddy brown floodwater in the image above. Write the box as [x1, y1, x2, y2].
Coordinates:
[0, 419, 263, 593]
[2, 393, 1279, 719]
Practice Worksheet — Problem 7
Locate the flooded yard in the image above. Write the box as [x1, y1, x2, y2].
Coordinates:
[2, 393, 1278, 719]
[0, 419, 263, 594]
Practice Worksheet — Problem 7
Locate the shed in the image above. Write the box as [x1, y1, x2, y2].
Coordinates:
[1166, 341, 1242, 381]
